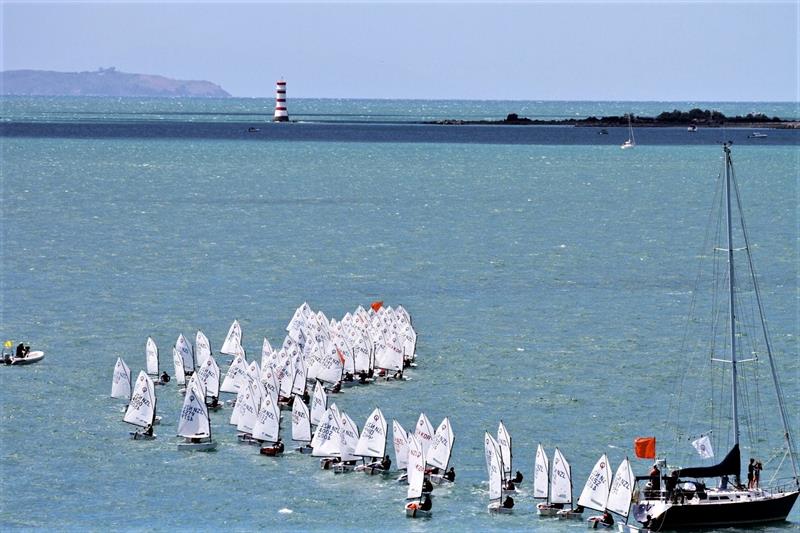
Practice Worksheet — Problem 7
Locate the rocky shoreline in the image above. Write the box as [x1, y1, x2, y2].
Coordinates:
[428, 109, 799, 128]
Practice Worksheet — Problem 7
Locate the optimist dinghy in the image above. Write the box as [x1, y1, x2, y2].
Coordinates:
[405, 435, 432, 518]
[486, 432, 514, 514]
[125, 371, 158, 440]
[176, 379, 216, 451]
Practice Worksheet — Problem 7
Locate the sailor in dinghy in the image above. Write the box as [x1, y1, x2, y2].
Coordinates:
[176, 378, 216, 451]
[255, 393, 284, 456]
[125, 371, 158, 440]
[353, 408, 390, 475]
[405, 435, 432, 518]
[427, 417, 455, 486]
[311, 404, 343, 470]
[485, 432, 514, 514]
[586, 458, 635, 529]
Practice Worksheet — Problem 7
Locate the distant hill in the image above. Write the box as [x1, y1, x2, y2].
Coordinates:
[1, 68, 231, 97]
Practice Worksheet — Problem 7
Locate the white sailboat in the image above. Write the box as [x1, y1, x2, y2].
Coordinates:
[311, 404, 342, 469]
[195, 330, 212, 368]
[291, 395, 313, 454]
[550, 448, 582, 518]
[172, 347, 186, 390]
[405, 435, 432, 518]
[124, 370, 157, 440]
[196, 355, 221, 410]
[393, 420, 410, 480]
[587, 458, 635, 529]
[621, 113, 636, 149]
[111, 357, 132, 402]
[486, 432, 513, 514]
[630, 145, 799, 530]
[220, 319, 242, 357]
[497, 421, 521, 489]
[427, 417, 455, 485]
[332, 412, 360, 473]
[309, 380, 327, 427]
[175, 333, 194, 376]
[145, 337, 159, 377]
[354, 407, 390, 475]
[176, 378, 216, 451]
[578, 454, 612, 521]
[254, 393, 284, 456]
[220, 354, 247, 395]
[534, 444, 555, 515]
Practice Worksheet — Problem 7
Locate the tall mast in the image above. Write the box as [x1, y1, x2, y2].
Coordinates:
[723, 143, 740, 477]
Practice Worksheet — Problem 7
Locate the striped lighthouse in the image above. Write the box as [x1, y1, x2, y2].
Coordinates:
[273, 79, 288, 122]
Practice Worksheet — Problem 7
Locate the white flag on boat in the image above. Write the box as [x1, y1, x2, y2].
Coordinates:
[692, 435, 714, 459]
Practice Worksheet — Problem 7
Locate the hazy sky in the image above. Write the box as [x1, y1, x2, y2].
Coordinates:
[2, 1, 798, 101]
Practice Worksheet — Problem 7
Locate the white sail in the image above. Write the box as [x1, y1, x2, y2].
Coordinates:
[235, 381, 260, 434]
[354, 407, 387, 459]
[251, 393, 280, 443]
[196, 355, 220, 398]
[577, 453, 612, 512]
[497, 421, 512, 479]
[407, 435, 425, 500]
[175, 333, 194, 373]
[311, 405, 341, 457]
[533, 443, 550, 499]
[177, 380, 210, 439]
[195, 330, 211, 368]
[172, 348, 185, 385]
[145, 337, 159, 375]
[484, 432, 503, 501]
[310, 381, 327, 426]
[427, 417, 454, 470]
[220, 355, 247, 394]
[414, 413, 435, 456]
[260, 337, 274, 372]
[606, 458, 634, 518]
[124, 371, 156, 428]
[550, 447, 572, 504]
[339, 412, 360, 462]
[291, 354, 307, 396]
[392, 420, 410, 470]
[261, 366, 279, 403]
[291, 396, 312, 443]
[220, 319, 242, 356]
[111, 357, 132, 400]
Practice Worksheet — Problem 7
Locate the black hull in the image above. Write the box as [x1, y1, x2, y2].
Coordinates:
[646, 491, 799, 531]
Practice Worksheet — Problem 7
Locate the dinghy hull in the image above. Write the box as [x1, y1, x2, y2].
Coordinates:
[177, 440, 217, 451]
[488, 502, 513, 514]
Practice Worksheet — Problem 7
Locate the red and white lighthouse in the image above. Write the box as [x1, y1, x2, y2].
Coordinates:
[273, 79, 288, 122]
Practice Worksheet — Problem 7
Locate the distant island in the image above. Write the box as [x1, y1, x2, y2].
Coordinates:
[429, 109, 797, 128]
[1, 67, 230, 97]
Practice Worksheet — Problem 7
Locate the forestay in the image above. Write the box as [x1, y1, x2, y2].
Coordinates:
[533, 443, 549, 499]
[124, 371, 156, 428]
[145, 337, 159, 375]
[354, 407, 387, 459]
[577, 453, 611, 512]
[427, 417, 454, 471]
[111, 357, 132, 400]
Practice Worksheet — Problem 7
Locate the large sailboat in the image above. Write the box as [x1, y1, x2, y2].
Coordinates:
[632, 144, 799, 530]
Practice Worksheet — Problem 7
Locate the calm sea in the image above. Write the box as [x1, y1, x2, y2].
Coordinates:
[1, 97, 797, 531]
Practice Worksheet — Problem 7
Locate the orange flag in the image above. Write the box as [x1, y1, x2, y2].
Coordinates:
[370, 300, 384, 312]
[635, 437, 656, 459]
[336, 347, 345, 365]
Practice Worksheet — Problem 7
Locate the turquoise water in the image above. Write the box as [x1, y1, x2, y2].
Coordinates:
[0, 98, 798, 531]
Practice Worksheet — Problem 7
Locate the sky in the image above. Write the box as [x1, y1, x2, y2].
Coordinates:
[1, 1, 798, 101]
